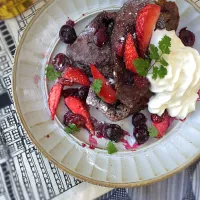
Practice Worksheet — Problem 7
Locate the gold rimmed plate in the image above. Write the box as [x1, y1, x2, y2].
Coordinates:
[12, 0, 200, 187]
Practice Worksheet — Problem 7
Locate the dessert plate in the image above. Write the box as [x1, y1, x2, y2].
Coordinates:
[12, 0, 200, 187]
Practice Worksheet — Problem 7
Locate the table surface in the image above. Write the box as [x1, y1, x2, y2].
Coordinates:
[0, 1, 200, 200]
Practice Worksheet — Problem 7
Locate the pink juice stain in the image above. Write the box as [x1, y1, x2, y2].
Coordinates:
[89, 135, 98, 147]
[120, 138, 140, 151]
[34, 75, 40, 87]
[169, 117, 175, 126]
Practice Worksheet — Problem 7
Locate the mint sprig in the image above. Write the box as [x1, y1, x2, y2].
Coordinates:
[133, 35, 171, 80]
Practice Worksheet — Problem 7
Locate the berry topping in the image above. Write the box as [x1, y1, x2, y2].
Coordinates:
[59, 25, 77, 44]
[104, 124, 124, 142]
[66, 19, 75, 27]
[90, 64, 116, 104]
[152, 111, 170, 138]
[134, 124, 149, 144]
[64, 111, 86, 127]
[94, 26, 109, 48]
[179, 27, 195, 47]
[52, 53, 70, 72]
[124, 33, 139, 73]
[132, 113, 147, 126]
[134, 75, 149, 88]
[136, 4, 161, 57]
[91, 118, 105, 138]
[62, 88, 79, 98]
[58, 77, 73, 86]
[62, 67, 90, 86]
[62, 87, 89, 102]
[48, 83, 63, 120]
[77, 86, 89, 101]
[151, 114, 164, 123]
[65, 96, 94, 134]
[115, 41, 125, 57]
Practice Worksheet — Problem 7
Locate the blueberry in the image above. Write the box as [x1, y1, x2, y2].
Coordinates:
[179, 27, 195, 47]
[132, 113, 147, 126]
[134, 124, 149, 144]
[59, 25, 77, 44]
[104, 124, 124, 142]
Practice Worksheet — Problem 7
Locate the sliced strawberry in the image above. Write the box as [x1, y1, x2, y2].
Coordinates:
[124, 33, 139, 73]
[90, 64, 116, 104]
[48, 82, 63, 120]
[152, 112, 170, 138]
[136, 4, 161, 57]
[62, 67, 90, 86]
[65, 96, 95, 134]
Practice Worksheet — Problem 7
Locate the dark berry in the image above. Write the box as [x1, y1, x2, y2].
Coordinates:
[62, 87, 89, 101]
[115, 41, 125, 57]
[66, 19, 75, 27]
[134, 124, 149, 144]
[94, 26, 109, 48]
[134, 75, 149, 88]
[123, 70, 134, 85]
[179, 27, 195, 47]
[77, 86, 89, 101]
[62, 88, 79, 98]
[102, 18, 114, 36]
[91, 118, 105, 137]
[58, 77, 73, 86]
[59, 25, 77, 44]
[52, 53, 70, 72]
[132, 113, 147, 126]
[64, 111, 86, 127]
[104, 124, 124, 142]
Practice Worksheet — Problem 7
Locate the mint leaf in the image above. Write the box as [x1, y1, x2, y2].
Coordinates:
[106, 141, 118, 154]
[158, 66, 167, 79]
[92, 79, 103, 94]
[65, 124, 80, 134]
[148, 126, 158, 138]
[149, 44, 159, 60]
[45, 65, 61, 81]
[159, 58, 168, 67]
[159, 35, 171, 54]
[133, 58, 150, 77]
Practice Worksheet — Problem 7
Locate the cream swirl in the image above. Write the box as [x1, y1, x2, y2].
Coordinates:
[147, 29, 200, 119]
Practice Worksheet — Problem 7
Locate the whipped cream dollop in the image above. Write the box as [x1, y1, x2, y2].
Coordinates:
[147, 29, 200, 119]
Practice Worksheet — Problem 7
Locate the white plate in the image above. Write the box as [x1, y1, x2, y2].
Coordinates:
[12, 0, 200, 187]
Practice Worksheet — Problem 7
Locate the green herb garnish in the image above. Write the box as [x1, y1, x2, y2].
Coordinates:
[45, 65, 61, 81]
[148, 126, 158, 138]
[106, 141, 118, 154]
[92, 79, 103, 94]
[133, 35, 171, 80]
[65, 124, 80, 134]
